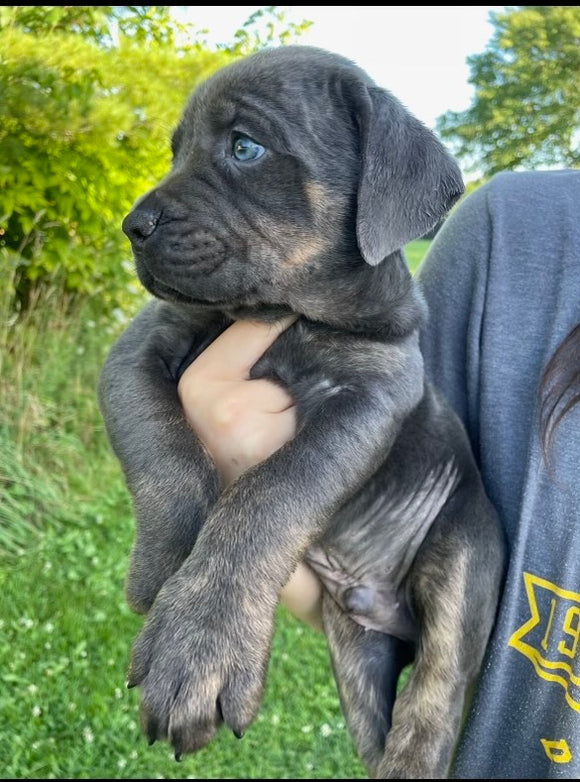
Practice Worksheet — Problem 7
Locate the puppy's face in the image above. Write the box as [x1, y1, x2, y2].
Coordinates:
[122, 46, 463, 319]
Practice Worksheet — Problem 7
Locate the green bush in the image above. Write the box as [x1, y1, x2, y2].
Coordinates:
[0, 6, 313, 316]
[0, 7, 234, 313]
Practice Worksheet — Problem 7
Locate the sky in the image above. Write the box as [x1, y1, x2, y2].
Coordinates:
[175, 5, 505, 131]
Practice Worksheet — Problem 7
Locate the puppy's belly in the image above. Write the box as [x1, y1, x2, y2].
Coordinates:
[305, 458, 460, 643]
[305, 545, 417, 641]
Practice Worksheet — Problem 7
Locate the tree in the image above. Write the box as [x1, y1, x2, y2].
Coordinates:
[436, 6, 580, 178]
[0, 6, 310, 313]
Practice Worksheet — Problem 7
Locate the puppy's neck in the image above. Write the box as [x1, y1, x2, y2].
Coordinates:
[289, 250, 427, 339]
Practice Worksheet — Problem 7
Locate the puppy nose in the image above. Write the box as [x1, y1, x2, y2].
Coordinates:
[122, 203, 162, 243]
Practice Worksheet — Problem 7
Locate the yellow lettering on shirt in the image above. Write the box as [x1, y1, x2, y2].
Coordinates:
[541, 598, 556, 650]
[559, 607, 580, 659]
[509, 572, 580, 712]
[540, 738, 572, 764]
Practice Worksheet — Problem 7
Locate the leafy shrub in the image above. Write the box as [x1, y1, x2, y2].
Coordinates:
[0, 7, 234, 313]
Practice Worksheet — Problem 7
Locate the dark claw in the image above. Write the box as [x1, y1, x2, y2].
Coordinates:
[233, 729, 245, 739]
[173, 730, 183, 763]
[126, 679, 137, 690]
[145, 716, 159, 747]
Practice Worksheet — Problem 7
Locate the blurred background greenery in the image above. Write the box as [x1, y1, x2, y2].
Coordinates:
[1, 6, 578, 778]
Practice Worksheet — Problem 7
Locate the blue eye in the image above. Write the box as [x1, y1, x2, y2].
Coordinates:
[232, 134, 265, 161]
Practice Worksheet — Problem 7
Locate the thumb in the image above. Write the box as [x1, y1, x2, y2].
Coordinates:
[191, 316, 297, 380]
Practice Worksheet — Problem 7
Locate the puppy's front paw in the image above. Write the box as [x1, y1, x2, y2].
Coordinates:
[127, 571, 275, 757]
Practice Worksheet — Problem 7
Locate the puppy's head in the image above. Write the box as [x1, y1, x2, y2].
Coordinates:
[122, 46, 463, 323]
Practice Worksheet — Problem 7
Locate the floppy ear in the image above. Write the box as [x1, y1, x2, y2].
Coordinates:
[355, 85, 464, 265]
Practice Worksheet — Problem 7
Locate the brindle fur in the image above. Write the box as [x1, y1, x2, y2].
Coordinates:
[98, 46, 506, 778]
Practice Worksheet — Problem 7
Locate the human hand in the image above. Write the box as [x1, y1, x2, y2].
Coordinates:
[177, 318, 297, 485]
[177, 318, 323, 631]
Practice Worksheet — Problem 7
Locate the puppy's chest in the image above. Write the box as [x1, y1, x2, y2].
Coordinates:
[248, 325, 382, 419]
[249, 323, 459, 644]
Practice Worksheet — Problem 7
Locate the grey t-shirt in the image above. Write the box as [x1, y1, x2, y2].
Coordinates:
[416, 169, 580, 778]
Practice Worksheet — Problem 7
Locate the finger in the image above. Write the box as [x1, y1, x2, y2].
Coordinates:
[279, 563, 324, 632]
[255, 411, 297, 467]
[181, 378, 295, 433]
[218, 405, 297, 469]
[216, 407, 297, 485]
[190, 316, 297, 380]
[244, 378, 295, 413]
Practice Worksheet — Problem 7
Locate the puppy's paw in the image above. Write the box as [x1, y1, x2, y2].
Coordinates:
[127, 570, 275, 756]
[376, 756, 436, 780]
[376, 724, 453, 779]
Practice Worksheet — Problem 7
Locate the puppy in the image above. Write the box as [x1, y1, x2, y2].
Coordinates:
[98, 46, 506, 778]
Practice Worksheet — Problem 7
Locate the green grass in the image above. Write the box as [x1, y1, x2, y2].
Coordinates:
[0, 283, 367, 779]
[0, 243, 432, 779]
[0, 522, 365, 779]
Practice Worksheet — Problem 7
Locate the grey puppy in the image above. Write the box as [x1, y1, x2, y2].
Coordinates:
[98, 46, 506, 778]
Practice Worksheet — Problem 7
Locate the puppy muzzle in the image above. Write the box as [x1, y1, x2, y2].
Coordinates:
[122, 189, 230, 300]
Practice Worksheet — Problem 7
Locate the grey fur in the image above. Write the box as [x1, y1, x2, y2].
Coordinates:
[98, 46, 506, 778]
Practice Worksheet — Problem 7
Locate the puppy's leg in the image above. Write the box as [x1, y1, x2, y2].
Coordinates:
[98, 302, 222, 614]
[124, 458, 218, 614]
[323, 592, 413, 776]
[377, 492, 505, 779]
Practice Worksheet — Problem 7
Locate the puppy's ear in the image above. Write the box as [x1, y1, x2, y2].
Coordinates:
[355, 85, 464, 265]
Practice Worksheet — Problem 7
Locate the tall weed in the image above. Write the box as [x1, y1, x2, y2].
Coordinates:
[0, 254, 134, 557]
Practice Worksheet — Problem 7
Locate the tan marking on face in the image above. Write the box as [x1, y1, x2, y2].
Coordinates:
[285, 234, 329, 267]
[258, 180, 349, 269]
[305, 181, 327, 212]
[281, 181, 330, 267]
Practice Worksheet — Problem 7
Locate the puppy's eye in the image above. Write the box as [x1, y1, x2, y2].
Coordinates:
[232, 134, 265, 161]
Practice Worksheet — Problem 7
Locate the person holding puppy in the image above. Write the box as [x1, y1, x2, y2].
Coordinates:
[178, 168, 580, 778]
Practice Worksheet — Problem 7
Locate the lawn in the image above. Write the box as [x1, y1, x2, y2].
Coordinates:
[0, 239, 430, 779]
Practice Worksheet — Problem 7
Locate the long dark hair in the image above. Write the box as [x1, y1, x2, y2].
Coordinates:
[539, 324, 580, 460]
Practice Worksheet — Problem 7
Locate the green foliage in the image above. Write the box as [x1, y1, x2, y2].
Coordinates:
[436, 6, 580, 177]
[404, 239, 431, 274]
[0, 6, 115, 44]
[0, 6, 311, 315]
[222, 5, 313, 55]
[0, 6, 230, 312]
